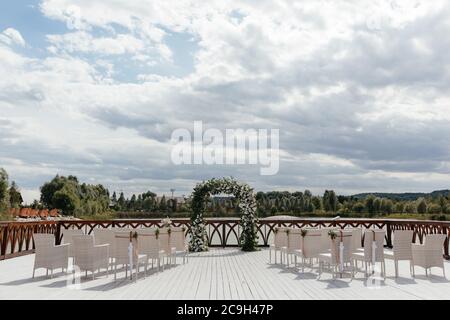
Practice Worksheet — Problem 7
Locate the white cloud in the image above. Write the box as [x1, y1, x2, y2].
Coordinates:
[0, 28, 26, 47]
[2, 1, 450, 201]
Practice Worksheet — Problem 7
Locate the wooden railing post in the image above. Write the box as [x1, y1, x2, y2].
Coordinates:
[386, 222, 393, 248]
[1, 224, 8, 259]
[444, 224, 449, 259]
[55, 222, 62, 245]
[222, 222, 226, 247]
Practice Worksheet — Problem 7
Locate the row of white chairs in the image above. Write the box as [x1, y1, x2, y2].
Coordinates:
[32, 227, 189, 281]
[269, 227, 447, 279]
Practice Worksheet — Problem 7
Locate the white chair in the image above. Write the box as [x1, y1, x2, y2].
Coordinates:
[384, 230, 414, 277]
[159, 228, 175, 267]
[352, 229, 386, 278]
[412, 234, 446, 278]
[113, 232, 147, 281]
[61, 228, 84, 258]
[320, 227, 339, 253]
[318, 230, 354, 279]
[32, 233, 69, 278]
[294, 229, 323, 272]
[281, 228, 302, 267]
[136, 228, 166, 271]
[93, 229, 115, 263]
[351, 228, 363, 252]
[72, 235, 109, 279]
[269, 227, 288, 264]
[170, 227, 189, 264]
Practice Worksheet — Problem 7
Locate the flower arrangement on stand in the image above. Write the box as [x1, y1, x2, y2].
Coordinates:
[189, 177, 259, 252]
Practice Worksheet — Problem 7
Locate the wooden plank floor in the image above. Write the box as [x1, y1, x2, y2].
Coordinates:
[1, 248, 449, 300]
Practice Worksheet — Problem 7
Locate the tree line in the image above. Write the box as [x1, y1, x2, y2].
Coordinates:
[0, 168, 24, 217]
[1, 169, 449, 220]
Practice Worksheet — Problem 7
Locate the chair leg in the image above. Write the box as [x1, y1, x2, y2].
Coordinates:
[114, 263, 117, 280]
[32, 268, 35, 279]
[395, 260, 398, 278]
[134, 263, 137, 282]
[351, 260, 355, 279]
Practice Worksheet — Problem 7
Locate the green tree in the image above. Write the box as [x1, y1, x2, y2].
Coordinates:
[394, 202, 405, 213]
[117, 192, 126, 210]
[312, 196, 322, 212]
[40, 175, 109, 216]
[323, 190, 337, 212]
[129, 194, 137, 210]
[52, 185, 80, 215]
[404, 202, 417, 214]
[438, 196, 447, 213]
[417, 198, 427, 214]
[381, 199, 393, 215]
[353, 202, 365, 213]
[365, 195, 376, 216]
[8, 181, 23, 208]
[0, 168, 10, 211]
[159, 195, 167, 211]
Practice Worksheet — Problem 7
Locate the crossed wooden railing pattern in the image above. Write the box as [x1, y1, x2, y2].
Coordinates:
[1, 218, 449, 260]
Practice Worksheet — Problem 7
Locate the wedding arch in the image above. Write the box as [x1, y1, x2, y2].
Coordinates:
[189, 177, 259, 252]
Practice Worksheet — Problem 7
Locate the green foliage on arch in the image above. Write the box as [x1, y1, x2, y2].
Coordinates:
[189, 177, 259, 252]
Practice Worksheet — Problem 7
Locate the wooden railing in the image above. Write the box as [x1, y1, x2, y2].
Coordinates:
[0, 221, 58, 260]
[1, 218, 449, 260]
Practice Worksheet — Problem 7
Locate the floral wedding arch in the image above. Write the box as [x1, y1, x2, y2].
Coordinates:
[189, 177, 259, 252]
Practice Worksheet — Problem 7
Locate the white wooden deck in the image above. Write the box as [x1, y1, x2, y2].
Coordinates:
[1, 248, 449, 300]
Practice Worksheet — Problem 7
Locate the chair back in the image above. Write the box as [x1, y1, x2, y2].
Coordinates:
[159, 228, 171, 253]
[329, 230, 353, 263]
[301, 229, 323, 258]
[423, 234, 446, 250]
[351, 228, 362, 251]
[392, 230, 413, 260]
[33, 233, 54, 251]
[113, 231, 134, 264]
[273, 227, 288, 249]
[61, 229, 84, 257]
[137, 228, 161, 258]
[170, 227, 186, 251]
[94, 229, 115, 252]
[363, 229, 385, 262]
[287, 228, 302, 251]
[72, 235, 95, 266]
[320, 227, 339, 252]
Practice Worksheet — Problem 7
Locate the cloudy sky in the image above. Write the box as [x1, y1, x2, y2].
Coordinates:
[1, 0, 450, 203]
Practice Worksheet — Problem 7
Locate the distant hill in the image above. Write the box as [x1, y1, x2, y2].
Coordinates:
[351, 190, 450, 201]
